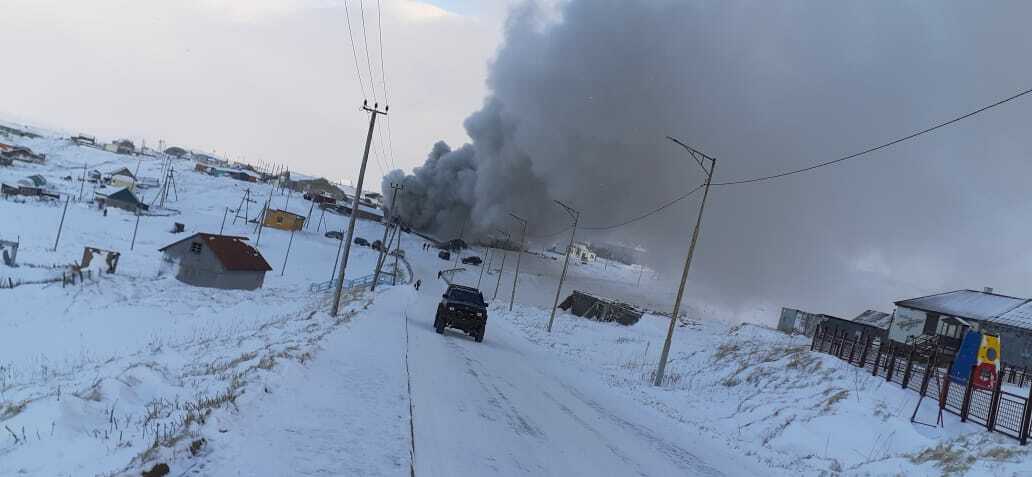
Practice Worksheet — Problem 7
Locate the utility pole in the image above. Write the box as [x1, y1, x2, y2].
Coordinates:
[391, 215, 402, 285]
[281, 228, 296, 276]
[79, 162, 87, 202]
[654, 136, 716, 387]
[372, 183, 402, 291]
[492, 229, 510, 301]
[331, 101, 388, 316]
[130, 210, 141, 251]
[53, 195, 70, 251]
[220, 207, 229, 234]
[508, 213, 527, 311]
[477, 247, 491, 289]
[546, 200, 579, 333]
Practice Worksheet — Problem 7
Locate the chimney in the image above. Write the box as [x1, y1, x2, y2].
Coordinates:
[984, 287, 994, 294]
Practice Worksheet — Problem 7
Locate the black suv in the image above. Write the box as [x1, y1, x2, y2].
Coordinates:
[435, 284, 488, 342]
[461, 256, 482, 266]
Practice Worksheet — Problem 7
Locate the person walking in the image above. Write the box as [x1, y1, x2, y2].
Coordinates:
[414, 279, 422, 291]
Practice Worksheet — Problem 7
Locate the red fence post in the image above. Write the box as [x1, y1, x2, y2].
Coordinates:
[961, 364, 977, 423]
[988, 370, 1004, 432]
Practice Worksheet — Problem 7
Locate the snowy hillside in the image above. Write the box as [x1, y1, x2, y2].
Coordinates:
[0, 126, 1026, 476]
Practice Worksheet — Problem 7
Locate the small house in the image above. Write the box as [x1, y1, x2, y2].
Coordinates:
[889, 289, 1032, 367]
[165, 146, 188, 158]
[262, 209, 305, 231]
[107, 168, 137, 191]
[2, 146, 45, 164]
[159, 233, 271, 290]
[777, 307, 826, 337]
[71, 134, 96, 146]
[96, 187, 149, 213]
[568, 242, 597, 263]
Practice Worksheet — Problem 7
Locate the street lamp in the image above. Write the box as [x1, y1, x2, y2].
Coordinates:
[653, 136, 716, 387]
[546, 200, 579, 333]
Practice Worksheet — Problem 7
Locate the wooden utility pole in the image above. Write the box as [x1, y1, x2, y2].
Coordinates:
[372, 183, 402, 291]
[281, 229, 296, 276]
[53, 195, 70, 251]
[130, 210, 141, 251]
[546, 201, 579, 332]
[331, 101, 388, 316]
[493, 229, 510, 301]
[509, 213, 527, 312]
[654, 137, 716, 387]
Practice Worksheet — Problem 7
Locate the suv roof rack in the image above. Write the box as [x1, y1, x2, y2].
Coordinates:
[448, 284, 482, 293]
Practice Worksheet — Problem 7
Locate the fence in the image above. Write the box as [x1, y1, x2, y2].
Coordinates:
[812, 325, 1032, 444]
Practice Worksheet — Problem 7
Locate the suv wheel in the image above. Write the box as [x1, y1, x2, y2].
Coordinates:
[474, 327, 485, 343]
[434, 315, 445, 334]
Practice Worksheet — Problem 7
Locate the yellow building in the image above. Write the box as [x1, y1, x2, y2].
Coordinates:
[262, 209, 305, 231]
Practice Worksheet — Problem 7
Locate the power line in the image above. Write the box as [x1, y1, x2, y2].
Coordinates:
[359, 0, 379, 101]
[713, 85, 1032, 186]
[525, 84, 1032, 239]
[376, 0, 399, 171]
[343, 1, 368, 99]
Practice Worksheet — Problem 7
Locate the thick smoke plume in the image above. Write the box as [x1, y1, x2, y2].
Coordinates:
[385, 1, 1032, 322]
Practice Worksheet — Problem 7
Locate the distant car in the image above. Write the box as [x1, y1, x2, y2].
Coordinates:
[461, 256, 482, 266]
[438, 250, 451, 261]
[389, 249, 406, 258]
[354, 237, 370, 246]
[434, 284, 488, 342]
[324, 230, 344, 240]
[372, 240, 384, 251]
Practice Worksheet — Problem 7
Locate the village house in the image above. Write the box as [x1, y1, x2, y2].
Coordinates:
[96, 187, 149, 213]
[1, 146, 46, 164]
[887, 288, 1032, 367]
[569, 242, 597, 263]
[107, 167, 137, 191]
[159, 233, 271, 290]
[71, 134, 96, 147]
[165, 146, 188, 158]
[289, 177, 346, 200]
[104, 139, 135, 155]
[262, 209, 305, 231]
[322, 201, 383, 223]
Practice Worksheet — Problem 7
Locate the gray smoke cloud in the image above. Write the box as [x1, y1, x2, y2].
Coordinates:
[385, 1, 1032, 322]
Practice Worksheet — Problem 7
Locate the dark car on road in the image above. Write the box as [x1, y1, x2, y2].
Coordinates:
[435, 284, 488, 342]
[354, 237, 370, 246]
[438, 250, 451, 260]
[372, 240, 384, 251]
[324, 230, 344, 240]
[461, 256, 482, 266]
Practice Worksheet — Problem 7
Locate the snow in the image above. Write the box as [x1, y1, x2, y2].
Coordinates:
[1, 126, 1029, 476]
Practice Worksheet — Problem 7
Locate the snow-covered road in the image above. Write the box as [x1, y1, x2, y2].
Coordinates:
[404, 257, 751, 477]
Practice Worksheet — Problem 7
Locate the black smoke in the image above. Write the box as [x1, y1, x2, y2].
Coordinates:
[385, 1, 1032, 322]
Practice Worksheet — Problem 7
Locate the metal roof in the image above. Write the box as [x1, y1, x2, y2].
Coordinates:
[896, 289, 1027, 322]
[988, 301, 1032, 330]
[852, 310, 892, 329]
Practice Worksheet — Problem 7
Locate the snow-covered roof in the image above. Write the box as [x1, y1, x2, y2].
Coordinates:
[896, 290, 1026, 321]
[988, 301, 1032, 330]
[852, 310, 892, 329]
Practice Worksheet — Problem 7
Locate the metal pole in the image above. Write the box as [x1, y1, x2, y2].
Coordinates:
[78, 162, 87, 202]
[220, 207, 228, 234]
[130, 211, 141, 251]
[509, 214, 527, 312]
[53, 195, 70, 251]
[332, 102, 386, 316]
[654, 142, 715, 387]
[305, 199, 316, 230]
[281, 228, 295, 276]
[392, 220, 401, 285]
[317, 207, 326, 232]
[547, 201, 579, 332]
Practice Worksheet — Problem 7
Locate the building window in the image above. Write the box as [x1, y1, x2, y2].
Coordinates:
[190, 242, 202, 254]
[276, 216, 284, 224]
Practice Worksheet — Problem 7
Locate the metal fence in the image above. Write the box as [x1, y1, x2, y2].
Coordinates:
[812, 325, 1032, 445]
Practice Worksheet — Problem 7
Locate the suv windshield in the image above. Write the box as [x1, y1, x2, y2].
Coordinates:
[449, 288, 483, 305]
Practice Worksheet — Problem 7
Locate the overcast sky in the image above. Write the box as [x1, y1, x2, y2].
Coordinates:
[6, 1, 1032, 323]
[0, 0, 508, 181]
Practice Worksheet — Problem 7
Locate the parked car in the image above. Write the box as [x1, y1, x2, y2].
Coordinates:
[389, 249, 406, 258]
[461, 256, 482, 266]
[354, 237, 370, 246]
[372, 240, 384, 251]
[438, 250, 451, 261]
[434, 284, 488, 342]
[325, 230, 344, 240]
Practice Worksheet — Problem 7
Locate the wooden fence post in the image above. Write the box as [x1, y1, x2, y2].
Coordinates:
[886, 344, 897, 382]
[961, 364, 977, 423]
[940, 368, 952, 412]
[902, 345, 916, 389]
[873, 339, 884, 377]
[988, 370, 1004, 432]
[811, 325, 820, 352]
[1020, 382, 1032, 445]
[859, 336, 872, 369]
[848, 335, 859, 364]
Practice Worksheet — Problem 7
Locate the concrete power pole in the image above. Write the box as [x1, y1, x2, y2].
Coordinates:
[371, 183, 402, 291]
[654, 136, 716, 387]
[546, 200, 579, 333]
[508, 213, 527, 312]
[331, 101, 388, 316]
